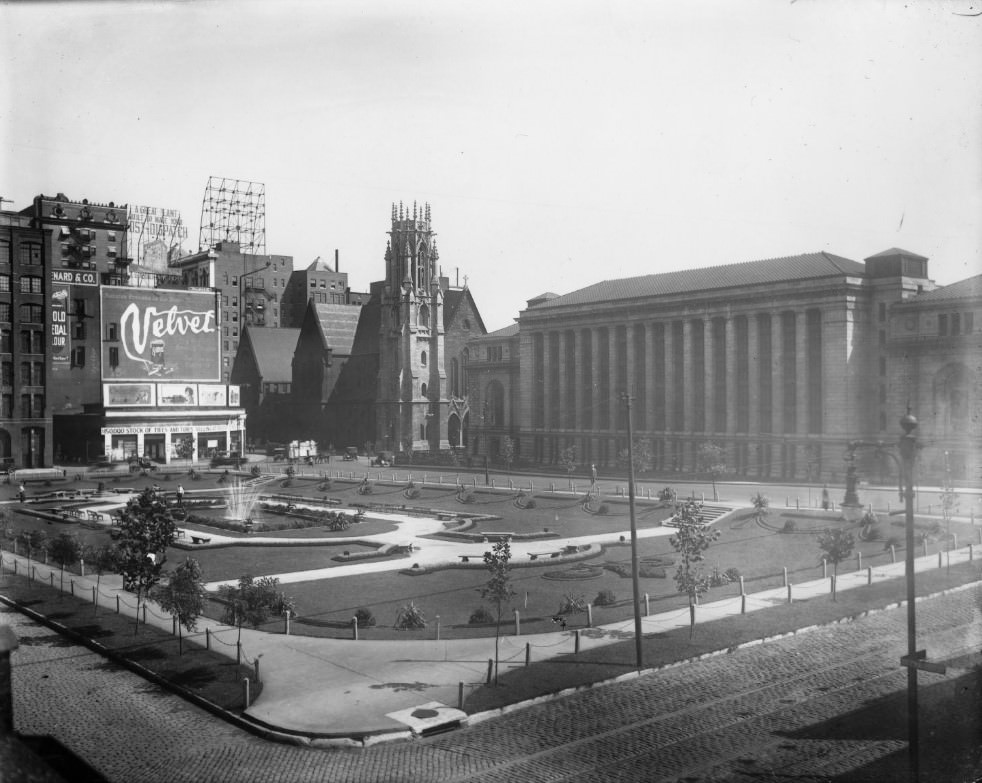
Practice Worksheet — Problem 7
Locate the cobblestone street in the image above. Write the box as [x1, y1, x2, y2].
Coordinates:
[6, 585, 982, 783]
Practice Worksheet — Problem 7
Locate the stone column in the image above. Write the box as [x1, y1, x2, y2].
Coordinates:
[558, 330, 570, 431]
[683, 320, 694, 434]
[747, 314, 760, 473]
[573, 329, 584, 430]
[625, 323, 636, 410]
[795, 311, 809, 477]
[771, 312, 785, 436]
[608, 326, 618, 432]
[725, 316, 738, 435]
[704, 317, 716, 435]
[645, 322, 656, 432]
[591, 328, 601, 432]
[663, 324, 675, 433]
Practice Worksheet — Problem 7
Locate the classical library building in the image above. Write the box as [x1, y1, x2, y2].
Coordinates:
[468, 248, 980, 484]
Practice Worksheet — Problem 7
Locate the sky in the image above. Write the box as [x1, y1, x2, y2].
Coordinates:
[2, 0, 981, 332]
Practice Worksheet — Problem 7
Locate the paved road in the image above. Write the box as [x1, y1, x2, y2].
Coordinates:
[6, 584, 981, 783]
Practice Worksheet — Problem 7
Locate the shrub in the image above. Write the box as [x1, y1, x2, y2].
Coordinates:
[394, 600, 426, 629]
[782, 519, 797, 533]
[557, 591, 587, 615]
[354, 607, 376, 628]
[281, 478, 293, 488]
[524, 498, 537, 509]
[250, 465, 261, 477]
[596, 503, 609, 515]
[593, 589, 616, 607]
[469, 606, 494, 624]
[724, 567, 741, 581]
[658, 487, 675, 502]
[884, 536, 905, 551]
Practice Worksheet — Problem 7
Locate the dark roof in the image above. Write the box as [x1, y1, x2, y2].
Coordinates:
[865, 247, 929, 261]
[907, 274, 982, 303]
[312, 304, 363, 356]
[534, 252, 865, 310]
[471, 322, 520, 341]
[244, 327, 300, 382]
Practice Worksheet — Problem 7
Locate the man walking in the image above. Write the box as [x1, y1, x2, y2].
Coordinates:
[176, 484, 185, 507]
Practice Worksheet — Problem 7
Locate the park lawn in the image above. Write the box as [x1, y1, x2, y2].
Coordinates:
[0, 571, 256, 711]
[182, 541, 386, 583]
[462, 559, 982, 714]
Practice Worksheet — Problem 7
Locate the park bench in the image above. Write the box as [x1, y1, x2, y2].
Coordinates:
[190, 535, 211, 545]
[528, 551, 562, 561]
[458, 554, 473, 563]
[86, 510, 102, 523]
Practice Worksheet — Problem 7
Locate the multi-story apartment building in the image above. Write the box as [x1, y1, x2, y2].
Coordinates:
[0, 209, 54, 467]
[279, 252, 361, 328]
[169, 242, 288, 382]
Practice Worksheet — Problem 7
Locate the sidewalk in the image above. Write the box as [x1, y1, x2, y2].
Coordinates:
[2, 540, 979, 744]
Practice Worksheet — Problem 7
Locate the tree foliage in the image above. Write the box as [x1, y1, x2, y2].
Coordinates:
[669, 499, 721, 637]
[501, 436, 516, 474]
[48, 532, 82, 591]
[175, 436, 195, 463]
[816, 527, 855, 575]
[618, 438, 653, 475]
[153, 557, 206, 654]
[481, 539, 517, 684]
[750, 492, 770, 526]
[113, 487, 179, 632]
[560, 446, 577, 487]
[394, 600, 427, 630]
[219, 574, 296, 643]
[696, 442, 727, 501]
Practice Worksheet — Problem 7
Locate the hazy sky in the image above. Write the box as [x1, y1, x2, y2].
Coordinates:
[3, 0, 981, 331]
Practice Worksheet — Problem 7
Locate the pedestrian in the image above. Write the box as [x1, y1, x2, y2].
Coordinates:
[821, 484, 830, 511]
[17, 483, 25, 504]
[591, 464, 597, 484]
[176, 484, 185, 507]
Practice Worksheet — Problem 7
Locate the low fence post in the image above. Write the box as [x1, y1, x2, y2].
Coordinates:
[574, 629, 581, 654]
[79, 559, 85, 577]
[254, 658, 260, 684]
[116, 595, 120, 614]
[938, 551, 943, 569]
[435, 615, 441, 641]
[486, 659, 493, 685]
[236, 641, 241, 665]
[284, 610, 291, 635]
[890, 545, 896, 563]
[142, 604, 147, 625]
[242, 677, 250, 708]
[741, 594, 747, 614]
[783, 567, 788, 587]
[644, 593, 650, 616]
[525, 642, 531, 667]
[867, 566, 873, 585]
[787, 584, 792, 604]
[739, 576, 745, 595]
[822, 559, 827, 579]
[513, 609, 520, 637]
[205, 628, 211, 650]
[586, 604, 592, 628]
[458, 682, 464, 710]
[970, 543, 974, 562]
[92, 586, 97, 609]
[70, 580, 74, 597]
[856, 552, 862, 571]
[352, 617, 359, 641]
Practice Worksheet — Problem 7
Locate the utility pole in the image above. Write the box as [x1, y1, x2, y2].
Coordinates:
[622, 392, 643, 672]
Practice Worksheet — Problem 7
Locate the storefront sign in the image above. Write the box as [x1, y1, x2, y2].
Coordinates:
[52, 270, 99, 286]
[101, 422, 234, 436]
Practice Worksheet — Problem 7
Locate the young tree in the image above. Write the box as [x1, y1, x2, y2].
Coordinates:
[175, 436, 195, 467]
[153, 557, 206, 655]
[501, 436, 516, 477]
[219, 574, 296, 645]
[696, 442, 727, 501]
[750, 492, 770, 527]
[481, 539, 517, 685]
[113, 487, 179, 633]
[16, 529, 48, 561]
[669, 499, 721, 638]
[84, 542, 119, 615]
[618, 438, 653, 476]
[47, 531, 82, 592]
[817, 527, 855, 596]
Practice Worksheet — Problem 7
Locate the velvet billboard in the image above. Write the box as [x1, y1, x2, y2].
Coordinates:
[101, 288, 220, 381]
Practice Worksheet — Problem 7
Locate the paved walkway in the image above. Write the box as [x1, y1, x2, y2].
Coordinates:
[2, 535, 979, 742]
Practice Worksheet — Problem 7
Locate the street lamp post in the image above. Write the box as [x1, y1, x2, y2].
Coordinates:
[846, 409, 943, 783]
[621, 392, 643, 672]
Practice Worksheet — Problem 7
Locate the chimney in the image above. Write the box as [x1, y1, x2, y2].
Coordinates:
[335, 249, 339, 273]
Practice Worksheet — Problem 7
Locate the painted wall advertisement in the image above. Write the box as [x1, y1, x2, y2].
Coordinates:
[101, 288, 220, 382]
[50, 286, 70, 366]
[104, 383, 155, 407]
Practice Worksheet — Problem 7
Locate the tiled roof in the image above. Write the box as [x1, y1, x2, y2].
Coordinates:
[533, 252, 865, 309]
[471, 322, 520, 340]
[865, 247, 928, 260]
[313, 304, 363, 356]
[245, 327, 300, 382]
[907, 274, 982, 303]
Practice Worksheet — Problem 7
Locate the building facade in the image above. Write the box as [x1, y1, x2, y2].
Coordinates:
[482, 248, 979, 484]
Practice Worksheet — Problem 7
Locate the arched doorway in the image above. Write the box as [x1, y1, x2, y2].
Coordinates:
[448, 413, 461, 448]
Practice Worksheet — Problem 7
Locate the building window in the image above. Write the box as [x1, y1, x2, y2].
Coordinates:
[19, 243, 41, 265]
[231, 276, 238, 285]
[19, 276, 42, 294]
[0, 304, 9, 322]
[223, 340, 229, 351]
[71, 347, 85, 367]
[420, 350, 427, 367]
[106, 322, 119, 342]
[19, 304, 42, 323]
[109, 347, 119, 368]
[223, 296, 229, 306]
[0, 394, 11, 417]
[20, 330, 42, 353]
[0, 276, 9, 292]
[21, 395, 30, 418]
[71, 321, 86, 340]
[966, 312, 975, 333]
[107, 245, 117, 258]
[0, 330, 9, 353]
[20, 362, 29, 385]
[879, 356, 887, 376]
[107, 231, 117, 242]
[310, 280, 316, 288]
[951, 313, 961, 335]
[0, 242, 9, 265]
[939, 314, 948, 335]
[1, 362, 11, 386]
[878, 302, 886, 322]
[320, 280, 326, 288]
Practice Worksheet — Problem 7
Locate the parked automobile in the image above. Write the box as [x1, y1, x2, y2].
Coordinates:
[128, 457, 158, 472]
[342, 446, 359, 461]
[371, 451, 395, 467]
[210, 451, 244, 468]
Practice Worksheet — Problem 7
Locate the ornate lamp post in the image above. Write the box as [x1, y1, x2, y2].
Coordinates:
[845, 409, 944, 783]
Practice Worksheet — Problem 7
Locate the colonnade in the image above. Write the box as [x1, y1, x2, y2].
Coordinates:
[521, 308, 829, 479]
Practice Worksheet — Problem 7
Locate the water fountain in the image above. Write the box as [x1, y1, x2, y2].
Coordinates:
[225, 477, 265, 522]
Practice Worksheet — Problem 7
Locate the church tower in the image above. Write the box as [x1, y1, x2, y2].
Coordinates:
[377, 201, 449, 455]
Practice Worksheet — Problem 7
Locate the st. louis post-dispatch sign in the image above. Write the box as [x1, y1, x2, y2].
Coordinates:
[101, 287, 220, 382]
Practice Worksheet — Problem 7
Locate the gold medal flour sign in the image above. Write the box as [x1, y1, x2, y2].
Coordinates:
[101, 287, 220, 382]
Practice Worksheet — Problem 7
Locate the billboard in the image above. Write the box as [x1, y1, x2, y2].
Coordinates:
[101, 288, 219, 382]
[104, 383, 155, 407]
